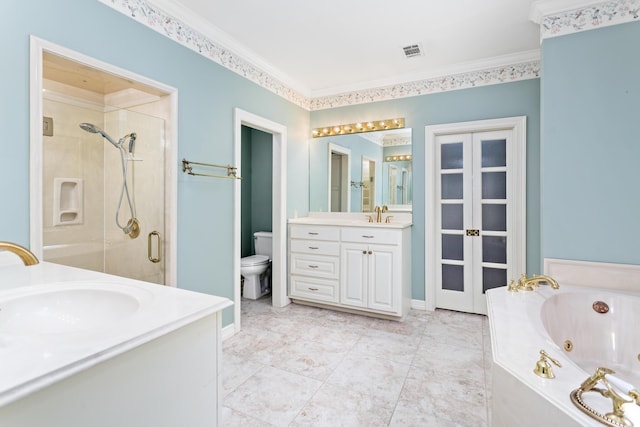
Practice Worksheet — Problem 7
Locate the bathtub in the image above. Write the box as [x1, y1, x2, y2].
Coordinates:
[487, 260, 640, 426]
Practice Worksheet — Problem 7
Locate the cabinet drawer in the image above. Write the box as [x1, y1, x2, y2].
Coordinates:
[290, 225, 340, 241]
[290, 276, 338, 303]
[290, 239, 340, 256]
[290, 253, 339, 279]
[341, 227, 401, 245]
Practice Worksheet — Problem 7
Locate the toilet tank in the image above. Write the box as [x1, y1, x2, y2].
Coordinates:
[253, 231, 272, 258]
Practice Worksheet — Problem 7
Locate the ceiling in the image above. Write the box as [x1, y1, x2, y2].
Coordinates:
[156, 0, 542, 97]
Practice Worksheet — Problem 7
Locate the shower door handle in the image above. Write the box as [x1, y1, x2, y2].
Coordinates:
[148, 231, 161, 263]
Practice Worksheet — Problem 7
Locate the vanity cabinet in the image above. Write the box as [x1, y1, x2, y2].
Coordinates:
[289, 222, 411, 318]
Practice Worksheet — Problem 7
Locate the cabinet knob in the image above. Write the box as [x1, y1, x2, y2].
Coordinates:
[368, 251, 373, 255]
[362, 250, 367, 254]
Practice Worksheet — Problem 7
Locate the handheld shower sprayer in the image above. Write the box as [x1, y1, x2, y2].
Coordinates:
[79, 123, 119, 148]
[79, 123, 140, 238]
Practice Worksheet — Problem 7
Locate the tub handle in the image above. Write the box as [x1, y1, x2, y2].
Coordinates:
[148, 231, 161, 263]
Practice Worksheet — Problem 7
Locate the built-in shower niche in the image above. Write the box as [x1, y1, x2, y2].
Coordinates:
[53, 178, 83, 226]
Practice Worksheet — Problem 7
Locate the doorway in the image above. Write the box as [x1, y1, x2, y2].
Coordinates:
[233, 108, 288, 335]
[425, 117, 526, 314]
[29, 37, 178, 285]
[328, 143, 350, 212]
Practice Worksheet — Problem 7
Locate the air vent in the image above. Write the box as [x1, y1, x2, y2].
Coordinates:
[402, 44, 423, 58]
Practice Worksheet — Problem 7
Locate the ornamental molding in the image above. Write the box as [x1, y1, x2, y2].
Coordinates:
[99, 0, 616, 111]
[532, 0, 640, 38]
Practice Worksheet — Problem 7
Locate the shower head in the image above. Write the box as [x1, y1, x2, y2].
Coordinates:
[79, 123, 118, 147]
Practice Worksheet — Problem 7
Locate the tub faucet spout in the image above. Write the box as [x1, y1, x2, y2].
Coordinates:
[0, 241, 39, 266]
[508, 274, 559, 292]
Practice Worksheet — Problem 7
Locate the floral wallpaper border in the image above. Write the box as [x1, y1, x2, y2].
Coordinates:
[541, 0, 639, 38]
[310, 61, 540, 110]
[100, 0, 633, 111]
[98, 0, 312, 110]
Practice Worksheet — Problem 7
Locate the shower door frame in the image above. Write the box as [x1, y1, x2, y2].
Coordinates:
[28, 36, 178, 286]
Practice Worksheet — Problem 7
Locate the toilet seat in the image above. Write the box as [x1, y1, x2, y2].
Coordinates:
[241, 255, 269, 267]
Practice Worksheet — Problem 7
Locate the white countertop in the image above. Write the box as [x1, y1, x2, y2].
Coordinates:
[0, 262, 232, 407]
[289, 212, 412, 229]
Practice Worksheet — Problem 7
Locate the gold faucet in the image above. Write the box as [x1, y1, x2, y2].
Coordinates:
[374, 205, 388, 223]
[571, 367, 640, 427]
[0, 241, 39, 266]
[508, 274, 559, 292]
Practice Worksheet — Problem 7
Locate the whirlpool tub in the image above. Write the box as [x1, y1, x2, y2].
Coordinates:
[487, 259, 640, 426]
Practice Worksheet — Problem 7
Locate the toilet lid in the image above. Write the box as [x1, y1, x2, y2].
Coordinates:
[241, 255, 269, 267]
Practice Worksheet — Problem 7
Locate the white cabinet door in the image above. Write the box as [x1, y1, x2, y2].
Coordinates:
[368, 244, 399, 313]
[340, 243, 368, 308]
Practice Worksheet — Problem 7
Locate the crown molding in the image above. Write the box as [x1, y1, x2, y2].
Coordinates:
[310, 59, 540, 111]
[98, 0, 311, 109]
[100, 0, 542, 111]
[531, 0, 640, 38]
[309, 49, 540, 99]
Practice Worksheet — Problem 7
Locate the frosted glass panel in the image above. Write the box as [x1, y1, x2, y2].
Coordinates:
[482, 172, 506, 199]
[441, 143, 463, 169]
[442, 204, 463, 230]
[483, 267, 507, 293]
[483, 236, 507, 264]
[442, 264, 464, 292]
[442, 234, 463, 261]
[441, 174, 463, 199]
[482, 204, 506, 231]
[482, 139, 506, 167]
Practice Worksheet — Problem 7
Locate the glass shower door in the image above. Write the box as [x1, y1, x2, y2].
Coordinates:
[104, 109, 166, 285]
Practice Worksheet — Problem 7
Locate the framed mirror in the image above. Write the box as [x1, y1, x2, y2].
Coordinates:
[309, 128, 412, 212]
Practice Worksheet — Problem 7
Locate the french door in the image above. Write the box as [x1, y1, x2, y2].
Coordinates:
[426, 117, 526, 315]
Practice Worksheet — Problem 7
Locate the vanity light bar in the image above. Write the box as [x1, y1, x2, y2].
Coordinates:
[312, 118, 405, 138]
[385, 155, 412, 162]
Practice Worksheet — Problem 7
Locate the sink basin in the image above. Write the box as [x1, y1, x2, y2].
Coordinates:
[0, 287, 141, 334]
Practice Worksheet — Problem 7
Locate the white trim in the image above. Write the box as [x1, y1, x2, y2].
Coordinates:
[529, 0, 608, 23]
[424, 116, 527, 312]
[310, 50, 541, 99]
[410, 299, 428, 311]
[99, 0, 541, 110]
[29, 36, 178, 286]
[220, 323, 236, 341]
[327, 143, 351, 212]
[233, 108, 289, 334]
[531, 0, 640, 39]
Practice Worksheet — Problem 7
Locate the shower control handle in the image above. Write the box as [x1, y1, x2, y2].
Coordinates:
[148, 231, 161, 263]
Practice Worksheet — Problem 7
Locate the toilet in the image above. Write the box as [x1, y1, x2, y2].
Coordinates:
[241, 231, 272, 299]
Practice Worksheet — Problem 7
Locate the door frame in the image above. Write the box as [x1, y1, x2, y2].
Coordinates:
[233, 108, 288, 334]
[29, 36, 178, 286]
[424, 116, 526, 311]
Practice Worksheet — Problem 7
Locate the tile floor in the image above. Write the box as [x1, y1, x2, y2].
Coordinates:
[222, 297, 493, 426]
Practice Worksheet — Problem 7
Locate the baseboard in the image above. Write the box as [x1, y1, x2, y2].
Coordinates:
[221, 323, 236, 341]
[410, 299, 428, 310]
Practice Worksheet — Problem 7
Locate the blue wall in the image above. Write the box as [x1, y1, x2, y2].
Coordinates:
[0, 0, 309, 326]
[311, 79, 542, 300]
[541, 22, 640, 265]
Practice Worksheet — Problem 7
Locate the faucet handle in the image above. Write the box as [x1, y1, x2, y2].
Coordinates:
[385, 216, 393, 223]
[366, 215, 374, 223]
[534, 349, 562, 379]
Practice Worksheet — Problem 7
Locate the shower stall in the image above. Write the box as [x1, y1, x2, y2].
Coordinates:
[42, 96, 167, 285]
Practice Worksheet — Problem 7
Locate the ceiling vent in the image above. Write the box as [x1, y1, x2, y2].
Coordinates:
[402, 44, 423, 58]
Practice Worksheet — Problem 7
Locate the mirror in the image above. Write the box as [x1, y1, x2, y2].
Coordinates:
[309, 129, 412, 212]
